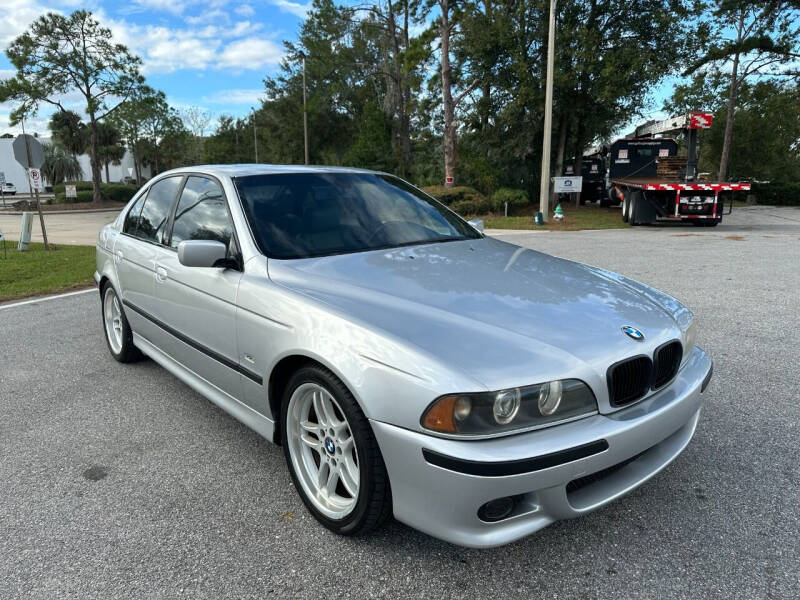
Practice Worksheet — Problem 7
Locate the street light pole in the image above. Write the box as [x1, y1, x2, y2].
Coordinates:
[301, 52, 309, 165]
[538, 0, 557, 223]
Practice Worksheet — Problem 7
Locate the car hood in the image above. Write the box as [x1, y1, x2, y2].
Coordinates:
[267, 237, 683, 391]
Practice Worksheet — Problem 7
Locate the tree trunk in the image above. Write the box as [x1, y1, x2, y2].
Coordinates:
[552, 109, 569, 207]
[440, 0, 456, 187]
[718, 52, 740, 182]
[104, 161, 110, 184]
[572, 119, 586, 207]
[88, 113, 103, 202]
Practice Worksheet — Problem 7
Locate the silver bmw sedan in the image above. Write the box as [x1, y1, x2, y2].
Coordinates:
[95, 165, 712, 548]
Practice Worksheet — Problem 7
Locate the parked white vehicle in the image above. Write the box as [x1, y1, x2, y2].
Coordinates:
[2, 182, 16, 195]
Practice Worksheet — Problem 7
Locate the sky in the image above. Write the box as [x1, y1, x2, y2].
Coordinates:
[0, 0, 311, 135]
[0, 0, 676, 139]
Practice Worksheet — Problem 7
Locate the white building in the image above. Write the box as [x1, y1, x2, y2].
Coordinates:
[0, 137, 149, 190]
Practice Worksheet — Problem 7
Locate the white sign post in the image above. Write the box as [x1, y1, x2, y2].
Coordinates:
[553, 176, 583, 193]
[65, 184, 77, 199]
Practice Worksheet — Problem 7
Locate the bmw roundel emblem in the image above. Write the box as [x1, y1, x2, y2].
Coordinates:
[622, 325, 645, 341]
[325, 439, 336, 454]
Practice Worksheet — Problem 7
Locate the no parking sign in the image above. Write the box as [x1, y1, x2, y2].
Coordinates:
[28, 168, 43, 191]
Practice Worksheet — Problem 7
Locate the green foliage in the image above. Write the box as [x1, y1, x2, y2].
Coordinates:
[449, 198, 492, 216]
[420, 185, 486, 206]
[53, 183, 137, 204]
[491, 188, 528, 211]
[49, 110, 88, 155]
[343, 103, 397, 173]
[42, 142, 83, 186]
[752, 182, 800, 206]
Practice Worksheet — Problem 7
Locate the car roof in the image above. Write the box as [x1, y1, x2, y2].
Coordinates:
[155, 164, 383, 179]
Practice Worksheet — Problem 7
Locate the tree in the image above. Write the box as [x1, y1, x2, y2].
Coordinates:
[0, 10, 144, 201]
[683, 1, 800, 180]
[181, 106, 213, 165]
[41, 142, 83, 185]
[95, 122, 126, 183]
[49, 110, 88, 156]
[108, 86, 163, 184]
[436, 0, 478, 187]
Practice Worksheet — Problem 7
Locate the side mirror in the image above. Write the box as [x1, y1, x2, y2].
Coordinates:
[467, 218, 484, 233]
[177, 240, 229, 268]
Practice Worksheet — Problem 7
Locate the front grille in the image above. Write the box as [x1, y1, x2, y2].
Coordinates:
[566, 449, 648, 495]
[653, 340, 682, 389]
[607, 356, 652, 406]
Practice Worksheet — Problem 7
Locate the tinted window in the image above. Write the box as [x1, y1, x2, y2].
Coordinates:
[136, 176, 182, 243]
[170, 176, 233, 248]
[235, 173, 480, 259]
[123, 194, 146, 235]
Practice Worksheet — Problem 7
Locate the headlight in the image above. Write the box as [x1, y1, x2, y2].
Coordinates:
[682, 319, 697, 364]
[421, 379, 597, 436]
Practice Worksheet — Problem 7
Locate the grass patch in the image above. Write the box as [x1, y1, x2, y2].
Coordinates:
[0, 239, 95, 302]
[481, 203, 629, 231]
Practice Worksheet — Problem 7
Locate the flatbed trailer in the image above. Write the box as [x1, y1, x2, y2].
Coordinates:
[605, 112, 751, 226]
[612, 178, 751, 226]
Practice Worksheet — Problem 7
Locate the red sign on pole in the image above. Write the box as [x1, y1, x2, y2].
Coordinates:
[445, 177, 454, 184]
[689, 112, 713, 129]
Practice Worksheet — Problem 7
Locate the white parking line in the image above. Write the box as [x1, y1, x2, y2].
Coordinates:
[0, 287, 95, 311]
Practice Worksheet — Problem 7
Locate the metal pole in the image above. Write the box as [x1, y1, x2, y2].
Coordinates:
[21, 119, 49, 250]
[302, 54, 309, 165]
[538, 0, 557, 223]
[252, 108, 258, 163]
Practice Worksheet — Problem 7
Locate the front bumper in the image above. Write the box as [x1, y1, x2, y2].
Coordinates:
[371, 346, 712, 548]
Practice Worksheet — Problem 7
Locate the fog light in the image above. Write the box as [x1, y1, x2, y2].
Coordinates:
[478, 496, 516, 522]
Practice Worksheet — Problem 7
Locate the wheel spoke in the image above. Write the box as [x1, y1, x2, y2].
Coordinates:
[325, 468, 340, 496]
[300, 420, 318, 434]
[316, 461, 330, 490]
[300, 433, 321, 454]
[312, 391, 328, 427]
[339, 461, 358, 498]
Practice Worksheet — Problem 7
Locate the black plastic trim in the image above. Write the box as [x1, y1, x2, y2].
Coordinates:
[606, 354, 653, 407]
[122, 299, 262, 385]
[701, 362, 713, 393]
[421, 439, 609, 477]
[652, 339, 683, 390]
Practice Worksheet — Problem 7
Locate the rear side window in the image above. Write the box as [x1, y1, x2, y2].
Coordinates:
[122, 194, 146, 235]
[136, 177, 182, 244]
[169, 176, 233, 248]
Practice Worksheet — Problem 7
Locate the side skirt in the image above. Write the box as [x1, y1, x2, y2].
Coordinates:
[133, 332, 276, 443]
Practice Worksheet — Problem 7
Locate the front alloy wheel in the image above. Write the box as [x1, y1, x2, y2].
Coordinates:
[281, 365, 391, 535]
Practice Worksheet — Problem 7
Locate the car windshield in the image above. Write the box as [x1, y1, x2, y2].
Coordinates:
[234, 172, 481, 259]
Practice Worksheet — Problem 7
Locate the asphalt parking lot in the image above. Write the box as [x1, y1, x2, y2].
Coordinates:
[1, 206, 799, 599]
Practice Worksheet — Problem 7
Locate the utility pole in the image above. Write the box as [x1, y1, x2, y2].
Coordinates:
[301, 51, 309, 165]
[22, 119, 49, 250]
[252, 108, 258, 163]
[538, 0, 557, 223]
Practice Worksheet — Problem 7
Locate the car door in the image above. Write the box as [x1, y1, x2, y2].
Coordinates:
[114, 176, 183, 344]
[151, 175, 243, 401]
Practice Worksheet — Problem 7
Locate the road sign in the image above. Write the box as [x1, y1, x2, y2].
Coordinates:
[553, 176, 583, 193]
[28, 168, 43, 191]
[12, 134, 45, 169]
[66, 184, 77, 198]
[689, 112, 713, 129]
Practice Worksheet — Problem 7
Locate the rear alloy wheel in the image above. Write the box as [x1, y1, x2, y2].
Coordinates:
[282, 366, 391, 535]
[101, 283, 141, 363]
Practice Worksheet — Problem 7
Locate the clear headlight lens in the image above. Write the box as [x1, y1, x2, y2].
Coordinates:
[682, 319, 697, 364]
[421, 379, 597, 436]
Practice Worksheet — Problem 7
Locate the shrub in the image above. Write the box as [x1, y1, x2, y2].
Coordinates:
[751, 181, 800, 206]
[53, 182, 138, 204]
[491, 188, 528, 211]
[421, 185, 486, 206]
[449, 197, 492, 216]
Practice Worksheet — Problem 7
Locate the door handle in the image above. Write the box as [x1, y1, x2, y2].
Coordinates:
[115, 250, 123, 265]
[155, 266, 168, 283]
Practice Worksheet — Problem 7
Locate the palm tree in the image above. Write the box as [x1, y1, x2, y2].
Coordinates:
[42, 142, 83, 186]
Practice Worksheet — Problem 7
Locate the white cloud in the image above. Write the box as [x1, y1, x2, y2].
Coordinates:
[269, 0, 310, 19]
[234, 4, 255, 17]
[217, 38, 283, 71]
[203, 88, 264, 105]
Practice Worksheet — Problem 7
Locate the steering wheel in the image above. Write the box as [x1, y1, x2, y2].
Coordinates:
[365, 220, 423, 245]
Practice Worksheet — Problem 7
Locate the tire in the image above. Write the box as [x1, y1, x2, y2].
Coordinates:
[622, 197, 629, 223]
[629, 192, 640, 226]
[281, 365, 392, 536]
[101, 282, 142, 363]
